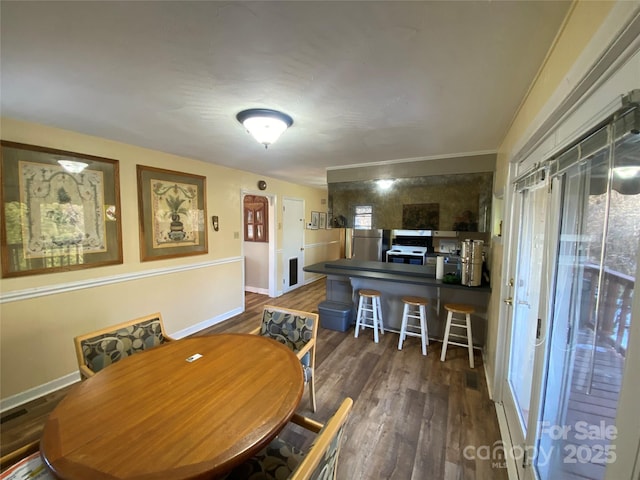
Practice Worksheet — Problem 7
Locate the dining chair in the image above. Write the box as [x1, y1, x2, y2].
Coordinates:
[222, 397, 353, 480]
[251, 305, 319, 412]
[73, 312, 173, 379]
[0, 440, 55, 479]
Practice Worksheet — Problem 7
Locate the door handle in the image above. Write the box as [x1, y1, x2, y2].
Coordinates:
[504, 297, 513, 306]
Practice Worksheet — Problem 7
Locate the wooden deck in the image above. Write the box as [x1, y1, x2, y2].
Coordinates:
[557, 329, 625, 480]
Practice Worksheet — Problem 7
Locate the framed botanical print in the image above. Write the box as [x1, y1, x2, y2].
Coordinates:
[0, 141, 123, 277]
[310, 211, 319, 230]
[319, 212, 327, 229]
[137, 165, 208, 261]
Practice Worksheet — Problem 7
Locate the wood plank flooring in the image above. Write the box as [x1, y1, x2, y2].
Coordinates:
[1, 278, 508, 479]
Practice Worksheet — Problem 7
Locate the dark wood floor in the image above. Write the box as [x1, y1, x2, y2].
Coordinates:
[1, 278, 507, 479]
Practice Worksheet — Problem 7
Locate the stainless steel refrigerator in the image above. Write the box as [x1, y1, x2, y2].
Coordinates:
[347, 228, 383, 261]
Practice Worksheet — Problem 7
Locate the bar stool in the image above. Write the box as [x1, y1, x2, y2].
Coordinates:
[398, 296, 429, 356]
[440, 303, 475, 368]
[354, 289, 384, 343]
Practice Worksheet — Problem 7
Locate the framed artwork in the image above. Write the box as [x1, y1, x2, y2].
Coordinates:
[319, 212, 327, 229]
[137, 165, 208, 261]
[310, 211, 319, 229]
[0, 141, 123, 278]
[402, 203, 440, 230]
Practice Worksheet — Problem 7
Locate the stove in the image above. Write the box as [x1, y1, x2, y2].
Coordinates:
[386, 244, 428, 265]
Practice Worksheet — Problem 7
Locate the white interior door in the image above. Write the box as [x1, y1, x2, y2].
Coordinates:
[282, 197, 304, 293]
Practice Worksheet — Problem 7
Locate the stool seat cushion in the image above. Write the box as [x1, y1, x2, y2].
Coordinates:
[444, 303, 475, 314]
[401, 296, 429, 306]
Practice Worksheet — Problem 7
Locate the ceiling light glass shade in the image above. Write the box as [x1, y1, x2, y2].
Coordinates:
[57, 160, 88, 173]
[237, 109, 293, 148]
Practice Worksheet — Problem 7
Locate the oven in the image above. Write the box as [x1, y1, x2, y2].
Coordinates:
[385, 245, 428, 265]
[385, 231, 433, 265]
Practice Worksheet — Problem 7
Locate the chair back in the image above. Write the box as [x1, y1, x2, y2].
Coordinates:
[260, 305, 318, 362]
[74, 312, 170, 378]
[0, 440, 55, 479]
[290, 397, 353, 480]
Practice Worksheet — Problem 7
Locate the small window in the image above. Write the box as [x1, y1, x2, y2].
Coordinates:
[244, 195, 268, 242]
[354, 205, 373, 229]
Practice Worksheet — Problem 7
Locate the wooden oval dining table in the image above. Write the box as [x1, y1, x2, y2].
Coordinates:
[40, 333, 304, 480]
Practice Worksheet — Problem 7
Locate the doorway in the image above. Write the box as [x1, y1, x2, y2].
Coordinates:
[499, 102, 640, 480]
[282, 197, 304, 293]
[242, 192, 276, 297]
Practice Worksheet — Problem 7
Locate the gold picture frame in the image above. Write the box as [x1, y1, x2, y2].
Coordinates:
[137, 165, 208, 261]
[0, 141, 123, 277]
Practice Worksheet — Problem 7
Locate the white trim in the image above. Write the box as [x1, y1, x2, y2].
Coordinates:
[495, 401, 520, 480]
[483, 350, 494, 401]
[326, 149, 497, 172]
[0, 257, 243, 304]
[304, 240, 340, 250]
[169, 307, 244, 339]
[0, 305, 245, 413]
[0, 371, 80, 413]
[245, 286, 270, 295]
[304, 273, 326, 285]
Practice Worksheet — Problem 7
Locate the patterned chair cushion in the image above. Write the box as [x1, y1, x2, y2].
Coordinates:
[221, 436, 304, 480]
[260, 309, 315, 384]
[223, 418, 347, 480]
[260, 309, 315, 353]
[305, 421, 347, 480]
[80, 317, 167, 373]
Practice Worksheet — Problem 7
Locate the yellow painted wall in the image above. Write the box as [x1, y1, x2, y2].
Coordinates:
[0, 117, 339, 401]
[485, 0, 616, 391]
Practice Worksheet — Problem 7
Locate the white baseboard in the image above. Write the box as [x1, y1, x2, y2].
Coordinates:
[170, 307, 244, 339]
[304, 273, 326, 285]
[1, 371, 80, 413]
[495, 402, 520, 480]
[244, 286, 270, 295]
[483, 350, 494, 401]
[1, 306, 245, 413]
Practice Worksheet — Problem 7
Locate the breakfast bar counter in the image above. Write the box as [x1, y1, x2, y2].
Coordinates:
[304, 259, 491, 347]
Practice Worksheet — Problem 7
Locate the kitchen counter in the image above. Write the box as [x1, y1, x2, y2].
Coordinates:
[304, 259, 491, 291]
[304, 259, 491, 347]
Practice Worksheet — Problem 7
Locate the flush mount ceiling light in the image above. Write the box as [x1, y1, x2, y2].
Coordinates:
[376, 179, 395, 190]
[57, 159, 88, 173]
[236, 108, 293, 149]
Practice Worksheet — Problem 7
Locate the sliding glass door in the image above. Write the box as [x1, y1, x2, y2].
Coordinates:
[534, 117, 639, 480]
[500, 101, 640, 480]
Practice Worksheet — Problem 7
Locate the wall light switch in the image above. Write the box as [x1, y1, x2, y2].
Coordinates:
[233, 231, 239, 239]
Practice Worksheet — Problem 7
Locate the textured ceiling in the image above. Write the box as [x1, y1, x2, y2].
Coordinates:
[0, 1, 571, 186]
